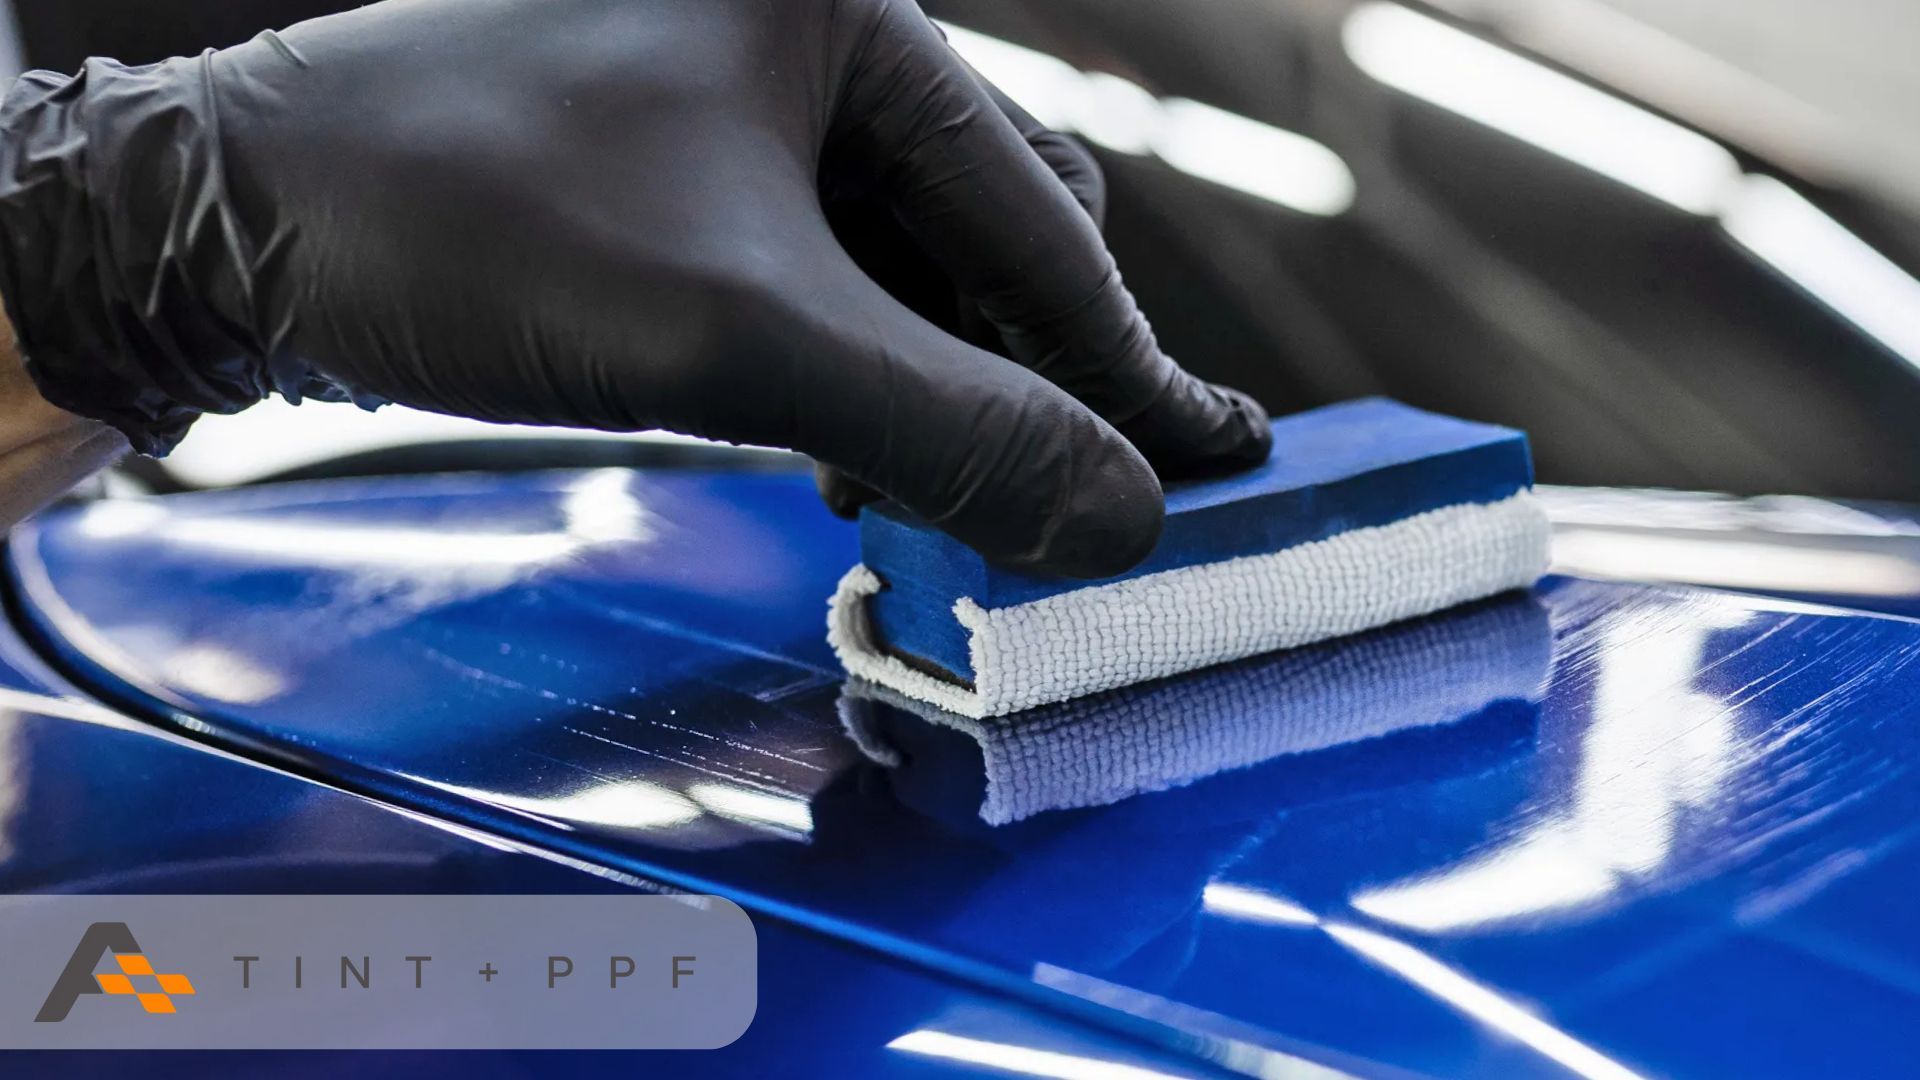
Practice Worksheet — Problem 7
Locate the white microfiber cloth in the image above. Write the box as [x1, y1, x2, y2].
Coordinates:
[829, 491, 1551, 719]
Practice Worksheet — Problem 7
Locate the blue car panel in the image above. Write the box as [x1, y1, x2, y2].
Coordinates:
[11, 467, 1920, 1077]
[0, 610, 1223, 1078]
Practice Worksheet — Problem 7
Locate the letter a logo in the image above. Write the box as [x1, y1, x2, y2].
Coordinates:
[36, 922, 196, 1022]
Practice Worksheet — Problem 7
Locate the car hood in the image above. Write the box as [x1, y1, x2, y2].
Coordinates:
[12, 467, 1920, 1078]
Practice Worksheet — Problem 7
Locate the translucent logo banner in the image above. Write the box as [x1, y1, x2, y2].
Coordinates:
[0, 895, 755, 1049]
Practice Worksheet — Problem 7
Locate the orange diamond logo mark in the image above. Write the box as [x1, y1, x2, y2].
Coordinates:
[95, 953, 195, 1015]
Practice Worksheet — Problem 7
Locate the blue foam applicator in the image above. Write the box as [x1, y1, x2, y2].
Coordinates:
[827, 398, 1550, 717]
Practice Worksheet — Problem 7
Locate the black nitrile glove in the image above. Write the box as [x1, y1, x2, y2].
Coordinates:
[0, 0, 1270, 577]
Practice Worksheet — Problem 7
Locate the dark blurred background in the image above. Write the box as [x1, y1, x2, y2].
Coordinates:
[4, 0, 1918, 502]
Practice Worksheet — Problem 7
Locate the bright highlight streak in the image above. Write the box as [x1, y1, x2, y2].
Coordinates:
[1341, 3, 1920, 371]
[1350, 834, 1618, 933]
[1154, 98, 1357, 218]
[937, 23, 1083, 132]
[687, 783, 814, 835]
[413, 778, 705, 831]
[1722, 174, 1920, 370]
[1075, 71, 1163, 156]
[940, 21, 1354, 216]
[1341, 2, 1740, 214]
[77, 468, 653, 572]
[887, 1031, 1190, 1080]
[1324, 924, 1647, 1080]
[530, 783, 705, 830]
[1552, 527, 1920, 597]
[559, 468, 655, 545]
[163, 397, 719, 489]
[1201, 882, 1319, 927]
[133, 518, 579, 568]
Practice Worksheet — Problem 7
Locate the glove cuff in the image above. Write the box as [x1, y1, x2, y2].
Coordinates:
[0, 58, 273, 456]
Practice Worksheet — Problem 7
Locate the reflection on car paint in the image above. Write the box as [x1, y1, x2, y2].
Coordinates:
[0, 583, 1227, 1079]
[16, 469, 1920, 1077]
[1352, 594, 1752, 933]
[840, 592, 1549, 824]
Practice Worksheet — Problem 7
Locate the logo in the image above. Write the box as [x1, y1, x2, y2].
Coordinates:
[35, 922, 196, 1022]
[4, 896, 753, 1048]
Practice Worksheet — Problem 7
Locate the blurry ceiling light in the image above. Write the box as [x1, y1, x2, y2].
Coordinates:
[937, 23, 1083, 132]
[1201, 882, 1319, 927]
[887, 1031, 1190, 1080]
[1342, 4, 1920, 372]
[1341, 2, 1740, 214]
[1155, 98, 1358, 217]
[1073, 71, 1162, 156]
[1721, 174, 1920, 370]
[0, 5, 23, 85]
[1552, 528, 1920, 596]
[1324, 923, 1646, 1080]
[939, 21, 1354, 216]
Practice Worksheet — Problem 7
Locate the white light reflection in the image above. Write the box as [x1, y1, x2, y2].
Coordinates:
[1350, 833, 1617, 933]
[937, 23, 1082, 131]
[1029, 963, 1358, 1079]
[557, 467, 656, 545]
[128, 518, 579, 569]
[940, 22, 1355, 216]
[75, 469, 649, 574]
[1537, 485, 1920, 537]
[1341, 2, 1739, 214]
[164, 397, 722, 489]
[1201, 882, 1318, 927]
[1353, 601, 1750, 932]
[1154, 99, 1357, 218]
[1076, 71, 1163, 156]
[1342, 3, 1920, 371]
[1722, 174, 1920, 369]
[161, 643, 289, 705]
[686, 783, 814, 836]
[1551, 527, 1920, 597]
[411, 776, 704, 831]
[1323, 923, 1648, 1080]
[71, 499, 168, 539]
[0, 712, 24, 865]
[887, 1030, 1193, 1080]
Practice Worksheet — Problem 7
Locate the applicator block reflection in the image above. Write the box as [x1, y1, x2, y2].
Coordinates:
[830, 397, 1550, 717]
[841, 593, 1552, 826]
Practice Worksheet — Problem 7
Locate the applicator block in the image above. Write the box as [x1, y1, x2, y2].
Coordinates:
[862, 398, 1533, 682]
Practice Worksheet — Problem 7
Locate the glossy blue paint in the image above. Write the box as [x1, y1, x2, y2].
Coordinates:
[14, 467, 1920, 1077]
[843, 590, 1551, 825]
[0, 606, 1214, 1079]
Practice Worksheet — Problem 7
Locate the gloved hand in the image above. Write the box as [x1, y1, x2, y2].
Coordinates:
[0, 0, 1270, 577]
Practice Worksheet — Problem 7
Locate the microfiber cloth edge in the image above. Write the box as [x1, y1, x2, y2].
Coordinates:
[828, 490, 1551, 718]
